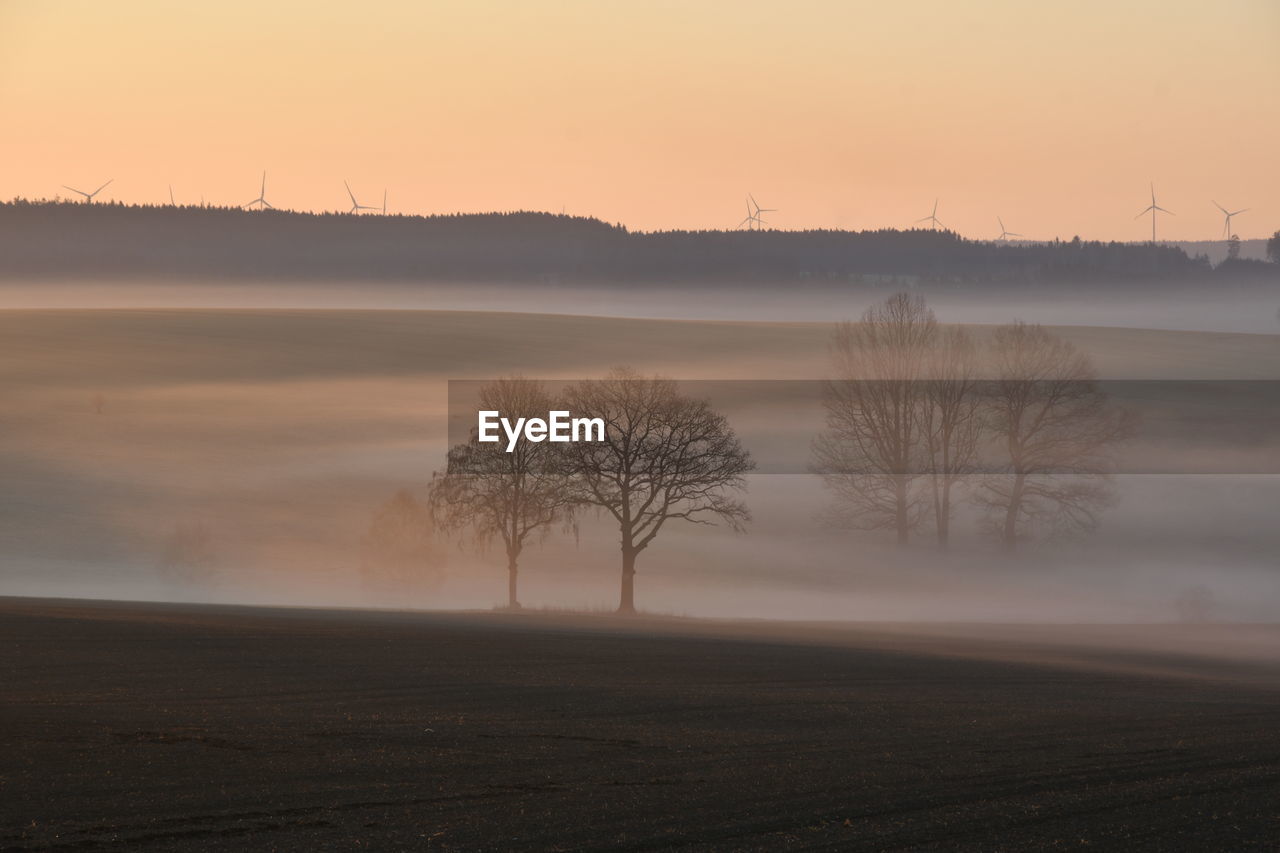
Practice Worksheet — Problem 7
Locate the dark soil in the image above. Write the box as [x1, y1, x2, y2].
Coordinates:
[3, 598, 1278, 850]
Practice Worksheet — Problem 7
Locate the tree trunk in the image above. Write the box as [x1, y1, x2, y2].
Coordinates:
[618, 547, 637, 615]
[895, 475, 909, 545]
[506, 552, 520, 609]
[936, 481, 950, 549]
[1002, 474, 1025, 552]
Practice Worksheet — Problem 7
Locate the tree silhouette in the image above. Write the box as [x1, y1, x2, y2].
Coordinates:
[562, 368, 753, 614]
[429, 377, 575, 608]
[974, 322, 1137, 550]
[920, 326, 983, 547]
[812, 293, 936, 544]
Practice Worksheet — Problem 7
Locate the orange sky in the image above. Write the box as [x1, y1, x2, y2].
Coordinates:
[1, 0, 1277, 240]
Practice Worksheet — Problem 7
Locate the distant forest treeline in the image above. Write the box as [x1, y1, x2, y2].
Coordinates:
[1, 200, 1276, 286]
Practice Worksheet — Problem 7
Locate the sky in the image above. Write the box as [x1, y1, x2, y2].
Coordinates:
[1, 0, 1277, 241]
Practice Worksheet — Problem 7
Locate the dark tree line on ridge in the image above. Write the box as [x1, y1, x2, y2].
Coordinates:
[4, 198, 1274, 285]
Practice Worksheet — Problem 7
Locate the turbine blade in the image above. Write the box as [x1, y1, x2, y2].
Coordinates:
[1213, 200, 1227, 214]
[1231, 208, 1249, 216]
[93, 179, 113, 195]
[345, 180, 358, 205]
[62, 185, 86, 196]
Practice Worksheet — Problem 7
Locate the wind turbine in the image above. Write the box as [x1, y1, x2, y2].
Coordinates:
[244, 172, 273, 210]
[740, 194, 775, 230]
[749, 194, 776, 229]
[997, 216, 1021, 241]
[916, 198, 945, 230]
[1134, 183, 1173, 243]
[62, 179, 113, 204]
[1212, 200, 1248, 240]
[344, 180, 378, 214]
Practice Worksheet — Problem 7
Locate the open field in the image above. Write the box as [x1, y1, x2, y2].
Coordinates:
[1, 309, 1278, 619]
[2, 597, 1279, 850]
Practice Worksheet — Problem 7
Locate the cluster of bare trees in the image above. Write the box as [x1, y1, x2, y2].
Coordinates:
[430, 370, 754, 613]
[814, 293, 1135, 550]
[425, 295, 1133, 611]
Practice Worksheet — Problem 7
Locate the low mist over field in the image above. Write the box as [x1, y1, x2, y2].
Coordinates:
[2, 277, 1279, 333]
[2, 305, 1275, 626]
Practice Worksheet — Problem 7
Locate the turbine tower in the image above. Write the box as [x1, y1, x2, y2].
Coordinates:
[169, 185, 176, 206]
[916, 198, 945, 230]
[1134, 183, 1173, 243]
[62, 179, 113, 204]
[997, 216, 1021, 242]
[1212, 201, 1248, 241]
[381, 189, 387, 215]
[344, 181, 379, 214]
[244, 172, 273, 210]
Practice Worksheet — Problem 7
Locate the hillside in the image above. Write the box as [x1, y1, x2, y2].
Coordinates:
[5, 200, 1270, 287]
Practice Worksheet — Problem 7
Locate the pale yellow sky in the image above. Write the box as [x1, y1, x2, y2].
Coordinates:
[1, 0, 1276, 240]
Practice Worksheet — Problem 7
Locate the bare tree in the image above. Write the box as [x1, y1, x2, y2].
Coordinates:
[812, 293, 936, 544]
[975, 322, 1136, 550]
[429, 377, 575, 609]
[919, 326, 982, 547]
[563, 368, 753, 614]
[361, 489, 443, 594]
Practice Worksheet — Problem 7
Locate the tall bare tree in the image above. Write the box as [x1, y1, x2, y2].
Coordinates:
[563, 368, 753, 614]
[812, 293, 937, 544]
[919, 326, 983, 547]
[429, 377, 575, 608]
[975, 322, 1136, 550]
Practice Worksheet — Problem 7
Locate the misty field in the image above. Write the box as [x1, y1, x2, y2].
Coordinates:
[1, 308, 1278, 619]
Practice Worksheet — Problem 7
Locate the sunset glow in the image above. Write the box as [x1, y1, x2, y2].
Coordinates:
[2, 0, 1276, 239]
